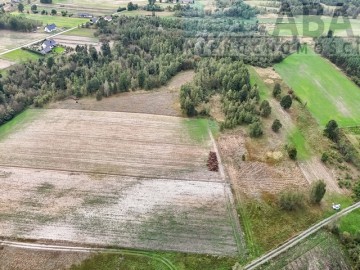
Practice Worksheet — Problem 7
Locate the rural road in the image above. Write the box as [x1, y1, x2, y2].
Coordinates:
[0, 240, 177, 270]
[244, 201, 360, 270]
[0, 27, 77, 57]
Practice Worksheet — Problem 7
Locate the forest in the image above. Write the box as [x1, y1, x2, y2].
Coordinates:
[0, 15, 291, 125]
[180, 58, 265, 136]
[0, 13, 41, 32]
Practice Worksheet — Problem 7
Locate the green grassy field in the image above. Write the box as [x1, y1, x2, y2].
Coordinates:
[275, 49, 360, 127]
[259, 15, 359, 37]
[0, 109, 41, 141]
[339, 208, 360, 235]
[12, 12, 88, 28]
[0, 49, 42, 62]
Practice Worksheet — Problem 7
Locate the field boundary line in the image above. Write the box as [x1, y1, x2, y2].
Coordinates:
[0, 240, 177, 270]
[0, 27, 77, 58]
[0, 164, 224, 183]
[208, 128, 247, 259]
[244, 201, 360, 270]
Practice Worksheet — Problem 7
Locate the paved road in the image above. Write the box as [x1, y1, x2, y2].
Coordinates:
[0, 240, 177, 270]
[244, 201, 360, 270]
[0, 27, 77, 57]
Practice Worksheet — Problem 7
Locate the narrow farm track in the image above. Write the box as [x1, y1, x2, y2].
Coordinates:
[244, 201, 360, 270]
[209, 129, 246, 258]
[0, 240, 177, 270]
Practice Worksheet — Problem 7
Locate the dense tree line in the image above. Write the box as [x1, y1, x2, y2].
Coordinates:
[315, 36, 360, 86]
[279, 0, 324, 16]
[0, 14, 41, 32]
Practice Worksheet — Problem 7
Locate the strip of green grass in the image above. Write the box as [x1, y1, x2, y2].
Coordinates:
[70, 251, 237, 270]
[248, 66, 270, 100]
[275, 48, 360, 127]
[0, 109, 41, 141]
[183, 118, 219, 143]
[287, 128, 311, 160]
[62, 27, 96, 38]
[12, 12, 88, 28]
[1, 49, 42, 62]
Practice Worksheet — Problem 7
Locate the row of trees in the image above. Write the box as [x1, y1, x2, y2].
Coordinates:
[0, 13, 41, 32]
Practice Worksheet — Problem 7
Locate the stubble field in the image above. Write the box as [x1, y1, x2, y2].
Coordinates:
[0, 109, 239, 256]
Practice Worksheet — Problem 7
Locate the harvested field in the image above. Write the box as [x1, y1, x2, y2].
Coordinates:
[0, 109, 239, 255]
[48, 70, 195, 116]
[0, 30, 48, 53]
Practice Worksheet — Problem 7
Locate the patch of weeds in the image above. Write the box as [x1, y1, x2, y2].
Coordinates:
[36, 182, 55, 193]
[83, 195, 114, 206]
[338, 179, 352, 189]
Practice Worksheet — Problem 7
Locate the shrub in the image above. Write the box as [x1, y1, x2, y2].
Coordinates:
[280, 95, 292, 109]
[117, 7, 126, 12]
[310, 180, 326, 204]
[287, 145, 297, 160]
[321, 152, 329, 162]
[249, 122, 263, 138]
[324, 120, 339, 142]
[271, 119, 282, 132]
[353, 181, 360, 201]
[259, 100, 271, 117]
[279, 190, 304, 211]
[272, 83, 281, 98]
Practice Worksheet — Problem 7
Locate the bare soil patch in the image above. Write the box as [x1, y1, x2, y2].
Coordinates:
[0, 59, 14, 69]
[218, 131, 308, 197]
[54, 35, 99, 49]
[48, 70, 195, 116]
[0, 108, 238, 255]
